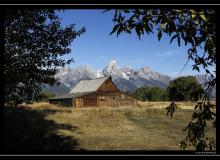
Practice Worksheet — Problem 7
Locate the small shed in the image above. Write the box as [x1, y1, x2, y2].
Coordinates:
[49, 76, 137, 107]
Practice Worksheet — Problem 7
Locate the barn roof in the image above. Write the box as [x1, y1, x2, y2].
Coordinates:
[49, 92, 91, 100]
[49, 76, 114, 100]
[70, 76, 111, 93]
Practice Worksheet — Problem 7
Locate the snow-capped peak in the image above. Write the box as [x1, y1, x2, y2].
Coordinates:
[102, 59, 119, 75]
[107, 59, 118, 69]
[109, 59, 117, 65]
[97, 70, 103, 78]
[122, 72, 129, 80]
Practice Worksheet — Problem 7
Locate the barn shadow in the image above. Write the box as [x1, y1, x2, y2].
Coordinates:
[4, 106, 83, 152]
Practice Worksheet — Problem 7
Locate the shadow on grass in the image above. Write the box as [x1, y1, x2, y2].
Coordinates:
[4, 106, 82, 151]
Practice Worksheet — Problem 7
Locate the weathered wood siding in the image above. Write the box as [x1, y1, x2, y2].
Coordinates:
[81, 93, 97, 107]
[96, 92, 137, 107]
[97, 78, 119, 92]
[72, 92, 97, 107]
[73, 99, 83, 108]
[117, 93, 137, 106]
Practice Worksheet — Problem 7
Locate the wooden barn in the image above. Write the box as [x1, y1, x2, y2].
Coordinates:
[49, 76, 137, 107]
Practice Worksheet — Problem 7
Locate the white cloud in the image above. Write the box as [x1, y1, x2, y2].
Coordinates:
[154, 49, 180, 57]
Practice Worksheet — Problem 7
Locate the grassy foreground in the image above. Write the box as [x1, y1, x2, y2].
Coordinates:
[4, 102, 216, 151]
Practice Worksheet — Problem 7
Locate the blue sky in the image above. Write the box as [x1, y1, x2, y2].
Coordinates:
[57, 9, 215, 77]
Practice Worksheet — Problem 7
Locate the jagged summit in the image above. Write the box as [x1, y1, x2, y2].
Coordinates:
[109, 59, 117, 65]
[102, 59, 119, 75]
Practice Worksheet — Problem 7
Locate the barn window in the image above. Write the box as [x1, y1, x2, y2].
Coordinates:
[100, 96, 105, 101]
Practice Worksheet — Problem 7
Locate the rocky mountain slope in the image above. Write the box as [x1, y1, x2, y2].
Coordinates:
[42, 60, 215, 98]
[42, 60, 171, 95]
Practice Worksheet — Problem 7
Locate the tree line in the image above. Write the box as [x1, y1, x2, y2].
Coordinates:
[128, 76, 204, 102]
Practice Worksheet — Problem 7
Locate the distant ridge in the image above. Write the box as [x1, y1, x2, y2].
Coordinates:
[41, 60, 215, 98]
[42, 60, 171, 94]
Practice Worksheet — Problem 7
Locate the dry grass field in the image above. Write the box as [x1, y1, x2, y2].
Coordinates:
[137, 101, 198, 109]
[4, 102, 216, 151]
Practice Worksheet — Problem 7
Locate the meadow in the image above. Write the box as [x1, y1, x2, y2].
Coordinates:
[4, 102, 216, 151]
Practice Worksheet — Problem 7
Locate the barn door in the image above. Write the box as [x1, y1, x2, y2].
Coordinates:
[73, 99, 83, 107]
[97, 96, 106, 107]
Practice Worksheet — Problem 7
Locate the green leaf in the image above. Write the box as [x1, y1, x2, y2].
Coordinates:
[205, 69, 210, 74]
[135, 26, 141, 40]
[117, 26, 122, 36]
[191, 13, 197, 19]
[195, 104, 199, 110]
[140, 27, 144, 35]
[192, 65, 200, 72]
[130, 14, 137, 21]
[123, 9, 130, 13]
[200, 14, 207, 21]
[170, 34, 178, 44]
[177, 35, 181, 46]
[190, 10, 197, 15]
[110, 24, 119, 35]
[126, 26, 131, 33]
[102, 9, 111, 13]
[158, 30, 162, 41]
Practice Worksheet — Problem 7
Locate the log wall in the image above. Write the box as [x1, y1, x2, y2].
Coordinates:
[97, 78, 119, 92]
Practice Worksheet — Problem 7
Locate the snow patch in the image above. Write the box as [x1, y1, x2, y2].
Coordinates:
[122, 72, 129, 80]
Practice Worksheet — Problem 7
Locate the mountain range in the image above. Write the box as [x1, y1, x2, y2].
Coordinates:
[42, 60, 171, 95]
[41, 59, 216, 98]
